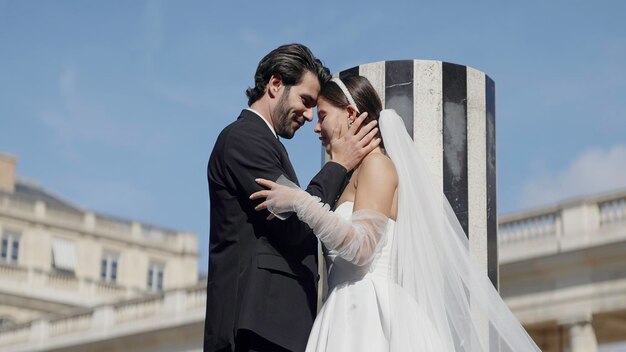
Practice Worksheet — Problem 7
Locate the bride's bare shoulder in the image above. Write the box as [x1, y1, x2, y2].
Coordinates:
[357, 152, 398, 186]
[352, 152, 398, 215]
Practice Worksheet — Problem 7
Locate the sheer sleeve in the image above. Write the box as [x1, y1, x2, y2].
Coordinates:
[267, 175, 388, 266]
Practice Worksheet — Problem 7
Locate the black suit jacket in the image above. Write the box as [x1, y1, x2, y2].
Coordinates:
[205, 110, 348, 352]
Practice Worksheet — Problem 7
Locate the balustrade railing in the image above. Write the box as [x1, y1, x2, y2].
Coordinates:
[0, 322, 30, 346]
[1, 266, 132, 303]
[0, 285, 206, 348]
[48, 311, 92, 337]
[499, 212, 559, 245]
[1, 195, 35, 214]
[185, 285, 208, 309]
[95, 215, 133, 234]
[0, 263, 27, 281]
[599, 196, 626, 227]
[0, 193, 187, 249]
[114, 296, 163, 324]
[46, 207, 84, 226]
[498, 190, 626, 250]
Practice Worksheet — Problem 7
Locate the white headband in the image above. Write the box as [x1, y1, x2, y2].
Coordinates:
[330, 77, 360, 113]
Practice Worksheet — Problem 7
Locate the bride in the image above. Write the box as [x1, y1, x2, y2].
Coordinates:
[251, 75, 541, 351]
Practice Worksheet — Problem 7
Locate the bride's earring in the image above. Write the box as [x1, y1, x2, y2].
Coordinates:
[347, 120, 353, 128]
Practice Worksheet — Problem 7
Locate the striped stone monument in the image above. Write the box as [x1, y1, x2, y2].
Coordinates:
[324, 60, 498, 288]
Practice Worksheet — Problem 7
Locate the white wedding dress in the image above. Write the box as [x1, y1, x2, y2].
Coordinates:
[306, 201, 447, 351]
[267, 110, 541, 352]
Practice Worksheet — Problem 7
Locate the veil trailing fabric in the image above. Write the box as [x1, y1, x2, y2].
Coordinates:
[379, 110, 540, 351]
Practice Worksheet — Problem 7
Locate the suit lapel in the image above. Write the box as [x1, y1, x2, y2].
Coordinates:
[277, 140, 299, 186]
[238, 109, 300, 186]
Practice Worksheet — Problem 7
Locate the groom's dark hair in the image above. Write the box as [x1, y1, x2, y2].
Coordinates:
[246, 43, 331, 106]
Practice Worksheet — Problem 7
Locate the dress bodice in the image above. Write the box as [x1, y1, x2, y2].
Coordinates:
[326, 201, 395, 288]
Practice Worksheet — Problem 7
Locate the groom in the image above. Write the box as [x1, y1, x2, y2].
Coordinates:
[204, 43, 379, 352]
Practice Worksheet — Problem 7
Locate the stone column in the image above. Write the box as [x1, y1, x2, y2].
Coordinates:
[92, 305, 115, 331]
[330, 60, 498, 285]
[567, 319, 598, 352]
[29, 319, 49, 347]
[315, 60, 499, 347]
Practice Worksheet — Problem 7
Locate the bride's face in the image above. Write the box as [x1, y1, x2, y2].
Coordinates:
[314, 97, 351, 154]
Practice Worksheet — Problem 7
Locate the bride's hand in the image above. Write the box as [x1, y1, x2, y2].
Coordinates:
[250, 177, 303, 220]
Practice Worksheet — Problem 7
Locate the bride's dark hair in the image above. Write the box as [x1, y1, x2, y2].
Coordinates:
[320, 75, 384, 148]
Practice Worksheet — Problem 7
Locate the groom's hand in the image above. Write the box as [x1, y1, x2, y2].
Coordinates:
[330, 112, 381, 171]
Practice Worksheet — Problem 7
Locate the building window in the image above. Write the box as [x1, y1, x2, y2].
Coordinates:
[147, 262, 164, 291]
[100, 253, 118, 283]
[0, 317, 16, 329]
[51, 239, 77, 273]
[1, 231, 20, 264]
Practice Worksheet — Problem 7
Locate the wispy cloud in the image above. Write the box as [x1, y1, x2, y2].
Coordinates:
[519, 144, 626, 209]
[239, 28, 264, 48]
[152, 81, 212, 110]
[41, 65, 141, 151]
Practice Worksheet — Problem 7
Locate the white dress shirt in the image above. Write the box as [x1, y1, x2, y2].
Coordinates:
[246, 108, 277, 139]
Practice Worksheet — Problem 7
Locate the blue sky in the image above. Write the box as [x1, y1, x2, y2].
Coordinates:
[1, 1, 625, 276]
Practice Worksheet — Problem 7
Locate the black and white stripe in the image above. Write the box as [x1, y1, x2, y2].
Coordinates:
[336, 60, 498, 287]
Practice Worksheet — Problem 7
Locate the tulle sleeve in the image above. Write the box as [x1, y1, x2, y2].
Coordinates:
[267, 175, 389, 266]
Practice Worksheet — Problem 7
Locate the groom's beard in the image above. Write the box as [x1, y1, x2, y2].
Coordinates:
[273, 88, 301, 140]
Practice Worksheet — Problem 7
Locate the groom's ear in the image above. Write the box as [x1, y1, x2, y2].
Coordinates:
[268, 74, 283, 99]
